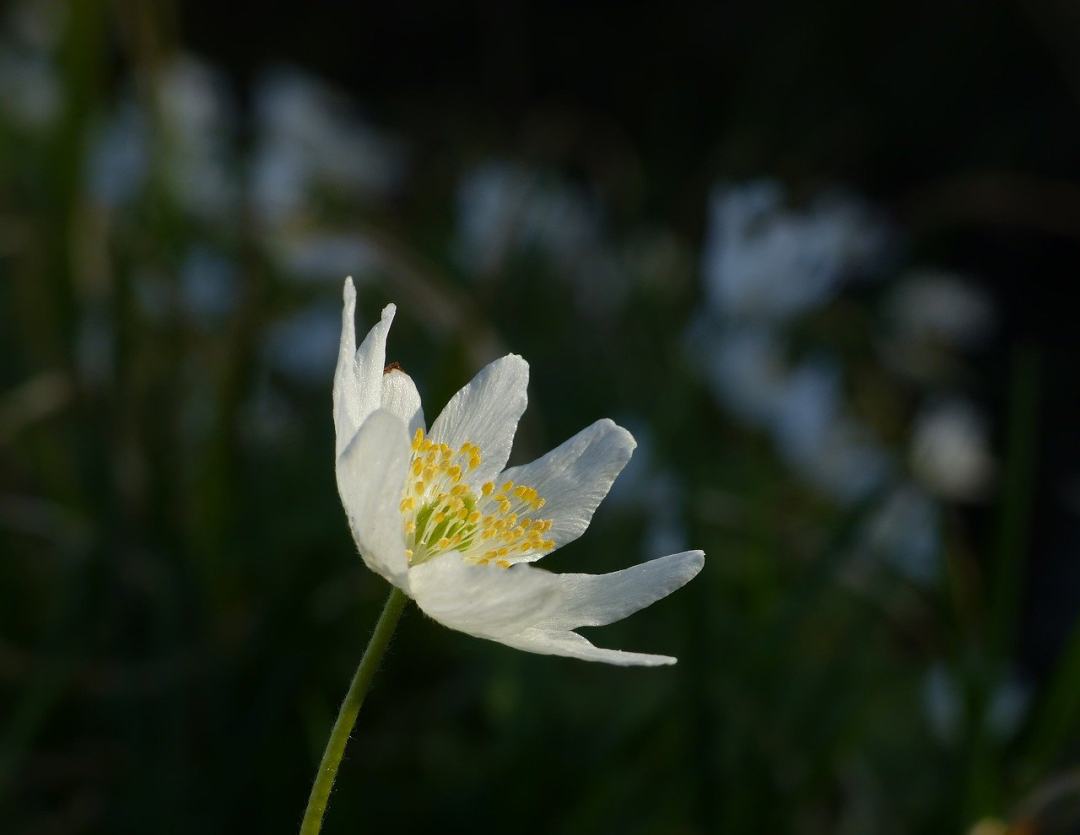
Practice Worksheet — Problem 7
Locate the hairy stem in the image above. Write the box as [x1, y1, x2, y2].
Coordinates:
[299, 586, 408, 835]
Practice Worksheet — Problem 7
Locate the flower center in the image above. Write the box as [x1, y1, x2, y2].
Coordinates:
[399, 428, 555, 567]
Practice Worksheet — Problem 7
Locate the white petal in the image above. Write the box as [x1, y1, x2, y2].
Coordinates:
[536, 550, 705, 631]
[499, 418, 636, 559]
[428, 354, 529, 485]
[408, 551, 700, 666]
[336, 409, 411, 586]
[333, 277, 396, 456]
[408, 553, 560, 638]
[381, 369, 425, 436]
[497, 628, 677, 667]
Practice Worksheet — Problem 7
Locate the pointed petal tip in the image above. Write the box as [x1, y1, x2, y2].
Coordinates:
[598, 418, 637, 452]
[667, 549, 705, 581]
[504, 353, 530, 374]
[343, 275, 356, 299]
[381, 302, 397, 320]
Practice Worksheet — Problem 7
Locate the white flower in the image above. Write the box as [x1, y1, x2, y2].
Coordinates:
[251, 68, 403, 226]
[888, 271, 994, 349]
[910, 399, 994, 501]
[702, 181, 887, 321]
[333, 278, 704, 666]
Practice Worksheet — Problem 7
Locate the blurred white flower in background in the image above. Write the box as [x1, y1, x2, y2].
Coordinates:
[455, 161, 627, 314]
[889, 271, 994, 348]
[911, 399, 995, 501]
[251, 67, 404, 228]
[771, 357, 890, 503]
[699, 326, 789, 426]
[771, 358, 842, 464]
[249, 68, 404, 288]
[693, 179, 895, 505]
[456, 162, 533, 273]
[86, 102, 148, 209]
[883, 271, 994, 381]
[783, 412, 890, 505]
[860, 485, 940, 583]
[702, 181, 889, 320]
[923, 663, 1031, 746]
[157, 57, 239, 221]
[457, 162, 600, 271]
[693, 318, 889, 505]
[693, 179, 998, 552]
[85, 56, 238, 220]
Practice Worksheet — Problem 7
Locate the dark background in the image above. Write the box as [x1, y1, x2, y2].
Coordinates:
[4, 0, 1080, 832]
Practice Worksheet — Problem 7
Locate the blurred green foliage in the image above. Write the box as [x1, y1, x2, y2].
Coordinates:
[4, 2, 1080, 834]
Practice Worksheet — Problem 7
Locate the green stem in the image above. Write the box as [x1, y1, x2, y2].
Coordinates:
[299, 586, 409, 835]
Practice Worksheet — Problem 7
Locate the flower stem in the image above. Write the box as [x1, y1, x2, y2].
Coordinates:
[299, 586, 409, 835]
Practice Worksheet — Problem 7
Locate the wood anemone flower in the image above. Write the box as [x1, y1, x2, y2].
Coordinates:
[334, 278, 704, 666]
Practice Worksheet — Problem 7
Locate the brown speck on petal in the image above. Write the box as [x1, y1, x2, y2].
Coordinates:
[383, 361, 403, 374]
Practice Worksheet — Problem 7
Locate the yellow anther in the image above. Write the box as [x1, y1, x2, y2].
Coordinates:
[405, 548, 413, 560]
[399, 446, 551, 564]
